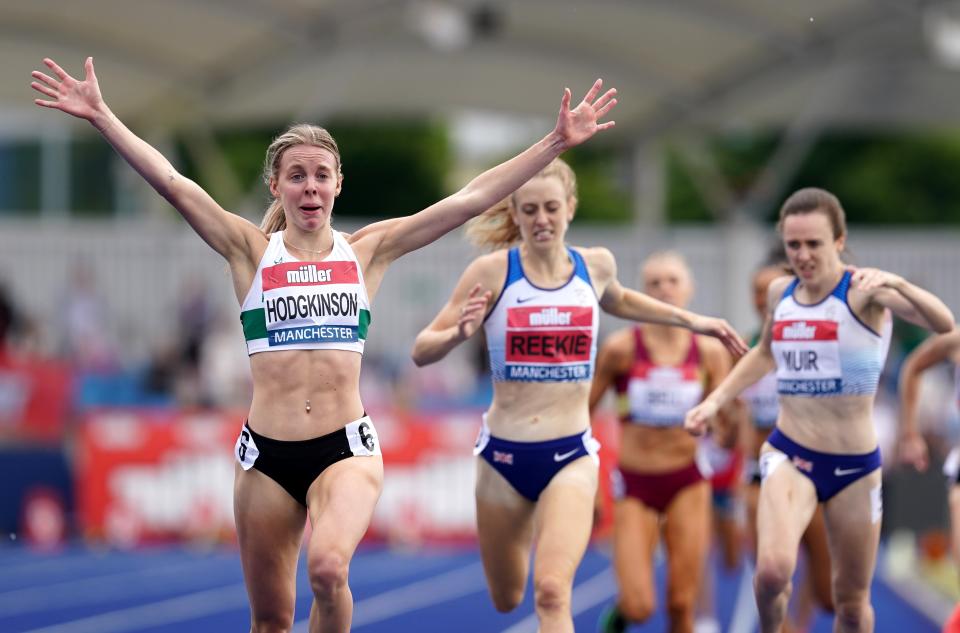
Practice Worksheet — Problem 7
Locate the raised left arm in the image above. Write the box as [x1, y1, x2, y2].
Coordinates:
[852, 267, 955, 333]
[356, 79, 617, 268]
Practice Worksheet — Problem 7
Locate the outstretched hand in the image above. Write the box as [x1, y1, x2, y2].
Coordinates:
[553, 79, 618, 150]
[31, 57, 106, 123]
[690, 315, 749, 357]
[457, 284, 492, 340]
[684, 399, 718, 437]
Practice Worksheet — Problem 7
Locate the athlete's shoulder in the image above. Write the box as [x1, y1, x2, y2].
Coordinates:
[767, 275, 795, 304]
[575, 245, 616, 279]
[694, 334, 729, 363]
[460, 249, 509, 286]
[601, 325, 636, 351]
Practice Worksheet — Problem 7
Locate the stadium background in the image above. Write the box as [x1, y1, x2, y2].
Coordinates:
[1, 1, 959, 631]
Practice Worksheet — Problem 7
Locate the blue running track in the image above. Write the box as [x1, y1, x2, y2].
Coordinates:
[0, 544, 941, 632]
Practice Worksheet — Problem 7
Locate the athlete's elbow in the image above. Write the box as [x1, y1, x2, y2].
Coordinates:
[933, 315, 956, 334]
[410, 342, 434, 367]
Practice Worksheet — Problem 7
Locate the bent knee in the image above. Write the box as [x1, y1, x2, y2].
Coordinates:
[308, 551, 350, 599]
[250, 612, 295, 633]
[754, 556, 793, 597]
[619, 594, 655, 623]
[534, 575, 571, 615]
[490, 586, 525, 613]
[666, 588, 697, 618]
[834, 599, 872, 630]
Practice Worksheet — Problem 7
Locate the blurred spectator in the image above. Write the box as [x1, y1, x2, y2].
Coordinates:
[59, 260, 117, 370]
[198, 311, 252, 408]
[0, 280, 14, 358]
[176, 277, 216, 374]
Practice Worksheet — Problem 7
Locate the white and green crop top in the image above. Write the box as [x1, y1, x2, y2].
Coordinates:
[240, 230, 371, 355]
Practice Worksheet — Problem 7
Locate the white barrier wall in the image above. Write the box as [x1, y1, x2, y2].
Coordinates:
[0, 219, 957, 365]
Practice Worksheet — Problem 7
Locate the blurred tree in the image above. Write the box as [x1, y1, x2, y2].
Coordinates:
[666, 130, 960, 225]
[70, 139, 114, 217]
[179, 120, 450, 221]
[562, 144, 632, 223]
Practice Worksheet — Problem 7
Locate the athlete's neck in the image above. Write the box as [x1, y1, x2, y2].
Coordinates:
[519, 242, 571, 285]
[797, 264, 844, 303]
[283, 226, 334, 255]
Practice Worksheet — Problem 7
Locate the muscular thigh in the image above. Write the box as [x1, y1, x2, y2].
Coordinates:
[822, 469, 882, 600]
[475, 458, 536, 593]
[756, 455, 818, 565]
[663, 480, 711, 592]
[306, 455, 384, 554]
[533, 457, 597, 581]
[612, 497, 660, 599]
[234, 464, 308, 615]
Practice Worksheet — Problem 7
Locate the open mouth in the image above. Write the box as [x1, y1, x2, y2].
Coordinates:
[300, 205, 322, 214]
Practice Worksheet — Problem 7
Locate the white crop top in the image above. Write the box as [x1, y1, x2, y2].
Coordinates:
[771, 271, 883, 397]
[240, 230, 371, 355]
[483, 247, 599, 382]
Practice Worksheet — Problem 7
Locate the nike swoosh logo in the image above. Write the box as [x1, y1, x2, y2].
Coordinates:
[834, 467, 862, 476]
[554, 448, 580, 462]
[516, 296, 540, 304]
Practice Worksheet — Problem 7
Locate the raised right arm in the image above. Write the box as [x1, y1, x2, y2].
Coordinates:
[684, 276, 789, 435]
[31, 57, 257, 261]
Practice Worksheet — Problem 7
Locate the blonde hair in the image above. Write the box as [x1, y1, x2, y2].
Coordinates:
[641, 250, 692, 281]
[260, 124, 342, 233]
[465, 157, 578, 251]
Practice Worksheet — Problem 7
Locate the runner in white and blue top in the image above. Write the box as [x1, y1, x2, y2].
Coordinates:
[684, 187, 954, 633]
[484, 246, 599, 384]
[412, 158, 747, 632]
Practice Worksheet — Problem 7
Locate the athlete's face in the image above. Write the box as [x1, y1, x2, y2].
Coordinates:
[270, 145, 342, 233]
[510, 176, 575, 248]
[781, 211, 845, 285]
[752, 266, 789, 317]
[642, 257, 693, 308]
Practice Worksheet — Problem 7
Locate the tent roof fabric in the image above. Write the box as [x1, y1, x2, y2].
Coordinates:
[4, 0, 959, 136]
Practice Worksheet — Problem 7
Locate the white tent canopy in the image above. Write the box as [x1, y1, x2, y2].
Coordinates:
[4, 0, 960, 136]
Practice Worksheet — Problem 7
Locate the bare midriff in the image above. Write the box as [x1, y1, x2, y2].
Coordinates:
[247, 348, 364, 440]
[767, 393, 878, 454]
[618, 423, 697, 473]
[485, 381, 592, 441]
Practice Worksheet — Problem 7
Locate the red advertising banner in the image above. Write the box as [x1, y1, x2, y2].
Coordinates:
[75, 408, 620, 546]
[0, 355, 72, 442]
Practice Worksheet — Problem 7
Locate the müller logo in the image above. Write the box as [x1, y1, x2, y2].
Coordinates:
[529, 307, 572, 327]
[286, 265, 332, 284]
[782, 321, 817, 340]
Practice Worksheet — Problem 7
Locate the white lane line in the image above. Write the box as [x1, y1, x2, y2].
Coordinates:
[18, 583, 249, 633]
[728, 560, 758, 633]
[292, 562, 488, 632]
[0, 557, 235, 616]
[499, 566, 617, 633]
[877, 567, 954, 627]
